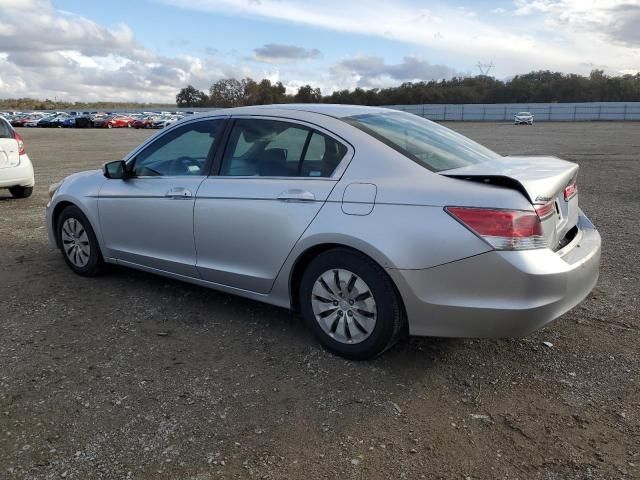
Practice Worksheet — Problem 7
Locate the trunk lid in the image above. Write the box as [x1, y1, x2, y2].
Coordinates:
[0, 130, 20, 170]
[442, 156, 580, 250]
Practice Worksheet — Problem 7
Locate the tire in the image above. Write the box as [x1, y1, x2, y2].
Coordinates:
[299, 248, 405, 360]
[56, 205, 104, 276]
[107, 123, 113, 129]
[9, 186, 33, 198]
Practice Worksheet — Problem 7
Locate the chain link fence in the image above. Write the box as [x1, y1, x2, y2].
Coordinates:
[385, 102, 640, 121]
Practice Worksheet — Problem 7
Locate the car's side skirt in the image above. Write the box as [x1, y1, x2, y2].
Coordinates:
[113, 258, 292, 310]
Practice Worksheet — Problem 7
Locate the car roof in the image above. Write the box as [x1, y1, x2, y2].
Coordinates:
[195, 104, 392, 119]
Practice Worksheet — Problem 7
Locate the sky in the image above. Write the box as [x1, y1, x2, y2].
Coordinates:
[0, 0, 638, 103]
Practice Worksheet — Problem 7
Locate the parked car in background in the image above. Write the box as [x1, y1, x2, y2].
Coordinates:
[514, 112, 534, 125]
[62, 116, 77, 128]
[10, 114, 32, 127]
[152, 115, 183, 128]
[24, 115, 45, 127]
[74, 116, 93, 128]
[37, 115, 58, 128]
[133, 116, 156, 129]
[45, 105, 600, 359]
[0, 116, 34, 198]
[51, 114, 71, 128]
[96, 115, 135, 128]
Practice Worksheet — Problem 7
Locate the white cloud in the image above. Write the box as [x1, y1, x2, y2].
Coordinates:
[159, 0, 640, 78]
[0, 0, 238, 102]
[332, 55, 465, 88]
[513, 0, 557, 15]
[0, 0, 638, 102]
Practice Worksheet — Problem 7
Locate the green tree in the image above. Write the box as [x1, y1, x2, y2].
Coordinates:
[209, 78, 246, 107]
[176, 85, 208, 107]
[294, 85, 322, 103]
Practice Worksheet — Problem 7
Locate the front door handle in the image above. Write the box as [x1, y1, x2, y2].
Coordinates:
[277, 189, 315, 202]
[165, 187, 193, 199]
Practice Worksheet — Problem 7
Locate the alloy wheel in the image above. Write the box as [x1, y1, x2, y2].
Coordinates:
[61, 218, 91, 268]
[311, 268, 377, 344]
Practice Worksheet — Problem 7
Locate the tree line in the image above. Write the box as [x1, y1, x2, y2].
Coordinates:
[176, 70, 640, 107]
[0, 98, 174, 111]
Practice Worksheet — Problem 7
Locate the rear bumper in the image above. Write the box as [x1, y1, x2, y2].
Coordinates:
[0, 155, 35, 188]
[388, 211, 600, 337]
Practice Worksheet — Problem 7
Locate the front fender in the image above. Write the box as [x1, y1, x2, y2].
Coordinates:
[46, 170, 106, 252]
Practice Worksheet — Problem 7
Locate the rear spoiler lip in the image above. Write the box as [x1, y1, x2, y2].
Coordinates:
[441, 156, 579, 205]
[441, 174, 534, 203]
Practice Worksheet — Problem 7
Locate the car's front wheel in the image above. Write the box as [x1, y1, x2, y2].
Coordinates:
[299, 248, 405, 360]
[57, 205, 104, 276]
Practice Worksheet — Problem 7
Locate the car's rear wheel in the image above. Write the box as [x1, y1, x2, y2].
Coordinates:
[9, 186, 33, 198]
[299, 248, 405, 360]
[57, 205, 104, 276]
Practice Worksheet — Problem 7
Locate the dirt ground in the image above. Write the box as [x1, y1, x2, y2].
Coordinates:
[0, 122, 638, 480]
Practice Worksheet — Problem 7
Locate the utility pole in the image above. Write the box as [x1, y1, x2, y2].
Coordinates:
[476, 61, 495, 76]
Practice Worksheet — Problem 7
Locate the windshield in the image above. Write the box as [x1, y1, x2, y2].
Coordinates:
[345, 111, 500, 172]
[517, 112, 532, 116]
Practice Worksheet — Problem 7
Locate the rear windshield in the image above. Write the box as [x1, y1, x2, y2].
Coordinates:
[0, 118, 12, 138]
[344, 111, 500, 172]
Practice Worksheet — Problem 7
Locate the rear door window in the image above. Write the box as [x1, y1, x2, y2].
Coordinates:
[220, 119, 347, 177]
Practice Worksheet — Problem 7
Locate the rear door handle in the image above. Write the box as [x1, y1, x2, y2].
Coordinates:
[277, 189, 315, 202]
[165, 187, 193, 199]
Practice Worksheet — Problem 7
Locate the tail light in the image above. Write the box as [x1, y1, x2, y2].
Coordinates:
[446, 206, 547, 250]
[564, 180, 578, 201]
[12, 130, 25, 155]
[535, 201, 555, 220]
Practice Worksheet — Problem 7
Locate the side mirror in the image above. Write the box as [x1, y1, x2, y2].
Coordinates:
[103, 160, 129, 179]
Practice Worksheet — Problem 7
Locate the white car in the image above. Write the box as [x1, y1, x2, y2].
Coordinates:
[153, 115, 183, 129]
[514, 112, 534, 125]
[0, 116, 35, 198]
[16, 113, 43, 127]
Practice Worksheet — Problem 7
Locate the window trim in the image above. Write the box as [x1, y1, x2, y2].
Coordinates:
[211, 114, 354, 180]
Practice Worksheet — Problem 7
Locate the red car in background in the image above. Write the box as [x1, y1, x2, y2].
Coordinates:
[10, 115, 35, 127]
[94, 115, 135, 128]
[132, 117, 155, 129]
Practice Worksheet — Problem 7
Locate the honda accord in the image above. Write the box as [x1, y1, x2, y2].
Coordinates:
[46, 105, 600, 359]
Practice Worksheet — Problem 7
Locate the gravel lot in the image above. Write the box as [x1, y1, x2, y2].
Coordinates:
[1, 123, 638, 479]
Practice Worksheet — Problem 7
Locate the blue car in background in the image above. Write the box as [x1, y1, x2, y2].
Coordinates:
[37, 115, 56, 127]
[62, 117, 76, 128]
[49, 115, 70, 128]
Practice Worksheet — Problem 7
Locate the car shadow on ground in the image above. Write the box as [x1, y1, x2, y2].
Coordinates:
[57, 259, 464, 368]
[0, 193, 19, 201]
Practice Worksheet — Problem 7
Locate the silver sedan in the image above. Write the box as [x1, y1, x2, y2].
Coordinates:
[46, 105, 601, 359]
